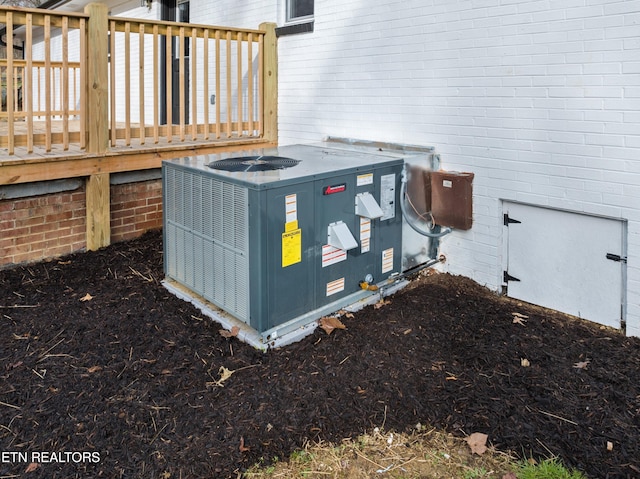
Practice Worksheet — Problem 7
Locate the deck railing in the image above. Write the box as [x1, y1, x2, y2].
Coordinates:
[0, 5, 276, 156]
[1, 61, 83, 116]
[0, 8, 87, 153]
[107, 17, 265, 147]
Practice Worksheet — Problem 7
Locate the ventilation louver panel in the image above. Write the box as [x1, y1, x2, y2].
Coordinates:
[165, 168, 250, 322]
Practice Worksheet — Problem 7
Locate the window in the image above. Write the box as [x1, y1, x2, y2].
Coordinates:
[278, 0, 314, 36]
[287, 0, 313, 23]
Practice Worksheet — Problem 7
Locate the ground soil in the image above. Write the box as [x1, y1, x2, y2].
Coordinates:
[1, 230, 639, 479]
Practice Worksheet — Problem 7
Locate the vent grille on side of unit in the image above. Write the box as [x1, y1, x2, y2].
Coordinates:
[165, 167, 250, 323]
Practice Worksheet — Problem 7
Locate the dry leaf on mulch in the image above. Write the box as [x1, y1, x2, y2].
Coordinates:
[219, 326, 240, 338]
[512, 312, 528, 325]
[208, 366, 235, 387]
[239, 436, 250, 452]
[573, 360, 590, 369]
[374, 299, 391, 309]
[466, 432, 488, 455]
[319, 316, 346, 335]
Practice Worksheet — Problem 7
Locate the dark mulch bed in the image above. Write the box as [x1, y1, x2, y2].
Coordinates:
[1, 230, 639, 478]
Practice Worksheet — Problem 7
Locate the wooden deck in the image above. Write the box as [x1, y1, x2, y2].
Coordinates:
[0, 119, 269, 166]
[0, 7, 277, 162]
[0, 6, 278, 252]
[0, 134, 275, 186]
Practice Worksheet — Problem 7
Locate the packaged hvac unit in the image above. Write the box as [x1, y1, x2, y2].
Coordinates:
[163, 144, 405, 343]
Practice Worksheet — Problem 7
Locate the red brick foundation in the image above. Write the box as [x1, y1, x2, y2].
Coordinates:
[0, 179, 163, 269]
[110, 180, 163, 243]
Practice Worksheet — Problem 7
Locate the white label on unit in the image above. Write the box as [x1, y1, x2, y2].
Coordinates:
[357, 173, 374, 186]
[285, 194, 297, 223]
[442, 180, 453, 188]
[360, 218, 371, 253]
[326, 277, 345, 296]
[382, 247, 394, 273]
[380, 174, 396, 220]
[322, 244, 347, 267]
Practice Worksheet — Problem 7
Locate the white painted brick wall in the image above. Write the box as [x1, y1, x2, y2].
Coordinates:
[187, 0, 640, 336]
[190, 1, 275, 27]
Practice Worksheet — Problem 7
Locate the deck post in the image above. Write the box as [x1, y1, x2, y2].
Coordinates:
[84, 3, 110, 250]
[86, 173, 111, 250]
[260, 22, 278, 144]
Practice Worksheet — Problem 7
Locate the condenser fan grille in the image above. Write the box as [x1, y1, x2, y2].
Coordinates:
[208, 156, 300, 172]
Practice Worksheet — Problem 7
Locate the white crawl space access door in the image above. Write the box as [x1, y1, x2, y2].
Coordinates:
[502, 202, 627, 330]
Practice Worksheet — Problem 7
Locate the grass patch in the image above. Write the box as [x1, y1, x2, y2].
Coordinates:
[244, 427, 585, 479]
[516, 457, 586, 479]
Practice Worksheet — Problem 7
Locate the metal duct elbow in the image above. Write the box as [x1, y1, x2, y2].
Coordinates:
[400, 166, 452, 239]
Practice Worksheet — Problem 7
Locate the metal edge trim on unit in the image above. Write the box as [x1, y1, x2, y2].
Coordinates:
[162, 277, 408, 350]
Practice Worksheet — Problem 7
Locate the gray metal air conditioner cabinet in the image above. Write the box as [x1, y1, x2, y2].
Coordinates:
[163, 145, 404, 336]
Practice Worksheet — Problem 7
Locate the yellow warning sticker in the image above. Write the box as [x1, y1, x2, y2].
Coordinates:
[282, 228, 302, 267]
[285, 220, 298, 232]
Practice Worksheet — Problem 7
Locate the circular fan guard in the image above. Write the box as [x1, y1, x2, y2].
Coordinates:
[208, 156, 300, 172]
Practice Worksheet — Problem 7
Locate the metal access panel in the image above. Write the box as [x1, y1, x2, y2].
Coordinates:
[503, 202, 627, 329]
[260, 183, 316, 333]
[431, 171, 474, 230]
[163, 144, 404, 336]
[314, 166, 403, 309]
